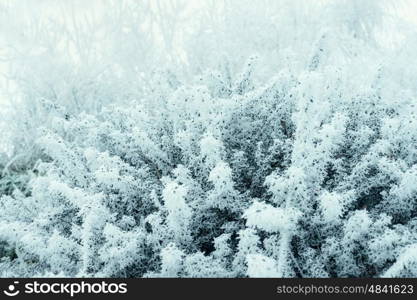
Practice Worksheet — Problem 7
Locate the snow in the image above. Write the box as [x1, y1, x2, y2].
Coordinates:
[1, 0, 417, 278]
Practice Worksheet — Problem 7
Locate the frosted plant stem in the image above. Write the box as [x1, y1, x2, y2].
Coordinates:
[276, 230, 291, 277]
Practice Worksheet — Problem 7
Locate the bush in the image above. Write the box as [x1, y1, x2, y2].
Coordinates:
[0, 0, 416, 278]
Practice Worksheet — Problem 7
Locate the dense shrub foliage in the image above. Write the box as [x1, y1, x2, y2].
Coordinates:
[0, 0, 417, 277]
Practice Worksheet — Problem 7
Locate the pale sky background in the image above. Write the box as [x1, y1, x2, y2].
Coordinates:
[1, 0, 417, 102]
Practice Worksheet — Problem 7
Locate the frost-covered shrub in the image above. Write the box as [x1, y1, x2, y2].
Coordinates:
[1, 0, 417, 278]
